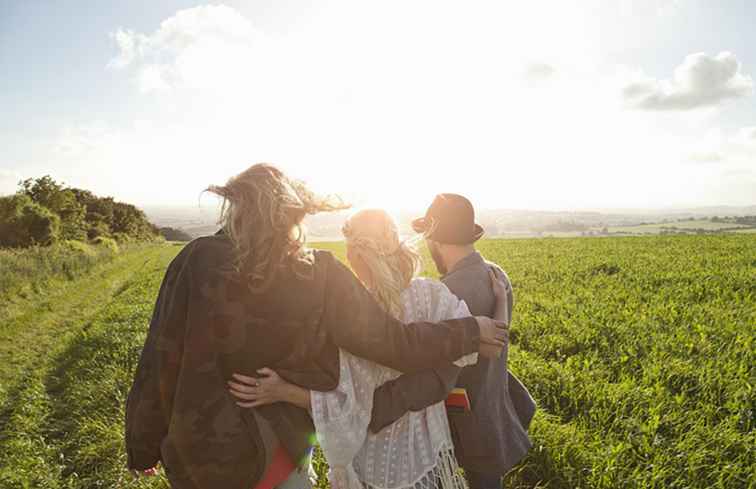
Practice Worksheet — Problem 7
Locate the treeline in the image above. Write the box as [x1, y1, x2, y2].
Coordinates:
[710, 215, 756, 226]
[0, 176, 159, 248]
[158, 227, 193, 242]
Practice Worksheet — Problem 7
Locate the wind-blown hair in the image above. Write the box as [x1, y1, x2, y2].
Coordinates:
[342, 209, 422, 317]
[207, 163, 348, 293]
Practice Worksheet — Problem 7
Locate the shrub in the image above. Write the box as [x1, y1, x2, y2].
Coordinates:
[0, 241, 119, 298]
[0, 194, 61, 247]
[86, 220, 111, 240]
[111, 232, 132, 244]
[92, 236, 119, 253]
[60, 240, 96, 257]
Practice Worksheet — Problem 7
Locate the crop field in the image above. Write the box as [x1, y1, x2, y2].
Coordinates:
[608, 219, 754, 235]
[0, 235, 753, 489]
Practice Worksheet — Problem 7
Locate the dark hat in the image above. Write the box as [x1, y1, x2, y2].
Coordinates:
[412, 193, 484, 244]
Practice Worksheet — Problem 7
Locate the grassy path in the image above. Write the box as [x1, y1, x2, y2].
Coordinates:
[0, 244, 180, 489]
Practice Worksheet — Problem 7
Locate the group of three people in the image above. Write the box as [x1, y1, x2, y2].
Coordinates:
[125, 163, 536, 489]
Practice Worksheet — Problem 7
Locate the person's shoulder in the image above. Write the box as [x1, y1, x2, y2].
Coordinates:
[409, 276, 441, 288]
[307, 248, 354, 286]
[483, 258, 506, 272]
[442, 262, 481, 287]
[307, 248, 341, 273]
[309, 247, 337, 262]
[484, 259, 512, 283]
[180, 234, 233, 269]
[409, 276, 456, 298]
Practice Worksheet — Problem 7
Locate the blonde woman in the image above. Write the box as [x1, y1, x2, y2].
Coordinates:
[229, 209, 511, 489]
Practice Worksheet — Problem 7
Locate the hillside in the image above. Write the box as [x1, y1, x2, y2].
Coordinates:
[144, 204, 756, 240]
[0, 235, 753, 488]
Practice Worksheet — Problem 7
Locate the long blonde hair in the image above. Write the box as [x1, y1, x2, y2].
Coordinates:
[207, 163, 349, 293]
[342, 209, 422, 317]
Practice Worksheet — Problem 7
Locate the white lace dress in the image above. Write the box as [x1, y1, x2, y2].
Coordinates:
[310, 278, 477, 489]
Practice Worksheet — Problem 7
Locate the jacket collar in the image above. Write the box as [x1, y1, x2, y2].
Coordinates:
[442, 251, 484, 280]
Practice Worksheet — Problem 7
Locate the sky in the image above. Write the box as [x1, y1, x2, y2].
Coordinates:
[1, 0, 755, 211]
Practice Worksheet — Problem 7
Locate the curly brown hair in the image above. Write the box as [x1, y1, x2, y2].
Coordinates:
[207, 164, 349, 293]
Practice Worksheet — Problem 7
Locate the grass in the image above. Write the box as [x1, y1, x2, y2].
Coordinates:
[477, 235, 755, 489]
[0, 235, 753, 488]
[0, 243, 179, 489]
[0, 241, 119, 307]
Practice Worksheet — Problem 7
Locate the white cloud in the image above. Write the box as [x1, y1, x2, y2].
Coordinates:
[523, 62, 556, 81]
[108, 28, 141, 69]
[61, 2, 751, 209]
[623, 52, 753, 110]
[655, 0, 684, 17]
[686, 126, 756, 164]
[616, 0, 685, 18]
[109, 5, 261, 93]
[734, 126, 756, 143]
[687, 151, 725, 163]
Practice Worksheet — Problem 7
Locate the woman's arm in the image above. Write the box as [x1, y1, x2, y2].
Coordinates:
[228, 368, 312, 411]
[321, 254, 507, 372]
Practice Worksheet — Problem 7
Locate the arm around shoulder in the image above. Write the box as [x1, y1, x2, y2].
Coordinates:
[319, 253, 481, 373]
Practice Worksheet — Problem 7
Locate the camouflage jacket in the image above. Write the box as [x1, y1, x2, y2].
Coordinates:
[125, 234, 480, 489]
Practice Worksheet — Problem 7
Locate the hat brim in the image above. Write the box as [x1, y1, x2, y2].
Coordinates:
[411, 217, 430, 234]
[469, 224, 485, 243]
[412, 218, 485, 244]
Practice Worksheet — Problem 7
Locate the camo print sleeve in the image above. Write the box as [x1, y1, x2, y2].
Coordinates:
[125, 244, 193, 470]
[320, 253, 481, 373]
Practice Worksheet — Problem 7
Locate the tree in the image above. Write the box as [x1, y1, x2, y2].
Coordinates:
[69, 188, 116, 238]
[20, 176, 86, 240]
[111, 202, 158, 241]
[6, 176, 158, 246]
[0, 194, 60, 247]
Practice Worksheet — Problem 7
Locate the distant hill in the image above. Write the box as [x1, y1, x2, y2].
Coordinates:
[144, 204, 756, 240]
[158, 227, 193, 242]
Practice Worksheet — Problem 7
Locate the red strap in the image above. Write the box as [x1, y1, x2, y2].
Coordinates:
[253, 445, 297, 489]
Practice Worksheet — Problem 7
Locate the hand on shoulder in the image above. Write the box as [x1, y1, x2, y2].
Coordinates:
[488, 267, 509, 299]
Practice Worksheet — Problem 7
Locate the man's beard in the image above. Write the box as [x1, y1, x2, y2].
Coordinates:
[428, 243, 447, 275]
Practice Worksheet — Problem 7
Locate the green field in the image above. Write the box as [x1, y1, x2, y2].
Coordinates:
[0, 235, 753, 488]
[609, 219, 753, 234]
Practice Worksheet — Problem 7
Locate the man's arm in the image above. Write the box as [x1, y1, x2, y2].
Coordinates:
[369, 364, 461, 433]
[320, 254, 505, 373]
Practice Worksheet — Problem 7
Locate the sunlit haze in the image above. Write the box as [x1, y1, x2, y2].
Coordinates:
[1, 1, 755, 211]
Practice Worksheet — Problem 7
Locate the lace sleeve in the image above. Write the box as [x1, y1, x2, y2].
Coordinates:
[310, 350, 381, 489]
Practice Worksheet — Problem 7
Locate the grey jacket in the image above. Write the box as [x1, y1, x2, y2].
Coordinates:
[369, 251, 536, 475]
